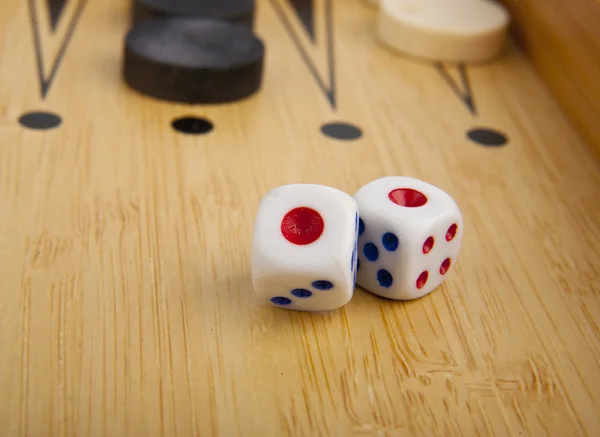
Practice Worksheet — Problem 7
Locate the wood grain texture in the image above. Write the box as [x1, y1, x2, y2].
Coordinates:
[497, 0, 600, 156]
[0, 0, 599, 436]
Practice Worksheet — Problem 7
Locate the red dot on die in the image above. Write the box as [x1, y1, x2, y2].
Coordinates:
[281, 207, 324, 245]
[388, 188, 428, 207]
[440, 258, 451, 275]
[416, 271, 429, 289]
[446, 224, 458, 241]
[422, 236, 434, 254]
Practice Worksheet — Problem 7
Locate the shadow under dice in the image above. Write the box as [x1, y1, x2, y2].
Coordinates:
[354, 176, 463, 300]
[251, 184, 359, 312]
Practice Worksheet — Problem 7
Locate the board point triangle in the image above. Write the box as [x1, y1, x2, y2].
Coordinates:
[46, 0, 68, 31]
[29, 0, 88, 98]
[436, 62, 477, 115]
[287, 0, 315, 42]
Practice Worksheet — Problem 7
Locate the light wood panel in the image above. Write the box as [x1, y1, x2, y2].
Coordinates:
[0, 0, 599, 436]
[498, 0, 600, 156]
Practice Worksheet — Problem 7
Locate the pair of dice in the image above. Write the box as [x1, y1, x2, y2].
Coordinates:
[251, 176, 463, 312]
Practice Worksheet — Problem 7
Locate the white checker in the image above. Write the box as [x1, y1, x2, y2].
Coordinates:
[377, 0, 510, 63]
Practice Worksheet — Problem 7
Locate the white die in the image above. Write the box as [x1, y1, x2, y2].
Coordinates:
[251, 184, 359, 312]
[354, 176, 463, 300]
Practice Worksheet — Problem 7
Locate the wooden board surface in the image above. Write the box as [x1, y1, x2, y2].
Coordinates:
[1, 0, 600, 436]
[498, 0, 600, 157]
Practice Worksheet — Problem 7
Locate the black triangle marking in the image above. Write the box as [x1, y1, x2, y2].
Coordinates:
[47, 0, 68, 31]
[28, 0, 88, 98]
[270, 0, 336, 109]
[436, 62, 477, 116]
[287, 0, 315, 42]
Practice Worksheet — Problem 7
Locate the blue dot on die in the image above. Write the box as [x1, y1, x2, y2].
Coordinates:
[377, 269, 393, 288]
[382, 232, 399, 252]
[363, 242, 379, 261]
[312, 280, 334, 290]
[358, 218, 365, 236]
[271, 296, 292, 305]
[291, 288, 312, 298]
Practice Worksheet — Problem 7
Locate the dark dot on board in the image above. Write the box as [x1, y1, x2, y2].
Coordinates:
[291, 288, 312, 298]
[363, 242, 379, 262]
[382, 232, 399, 252]
[377, 269, 393, 288]
[467, 128, 507, 147]
[18, 111, 62, 130]
[312, 280, 334, 290]
[321, 122, 363, 141]
[357, 258, 360, 270]
[271, 296, 292, 305]
[172, 116, 214, 135]
[358, 218, 365, 236]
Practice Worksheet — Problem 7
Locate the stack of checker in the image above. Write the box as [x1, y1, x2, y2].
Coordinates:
[123, 0, 265, 103]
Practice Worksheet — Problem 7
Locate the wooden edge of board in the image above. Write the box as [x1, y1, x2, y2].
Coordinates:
[497, 0, 600, 158]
